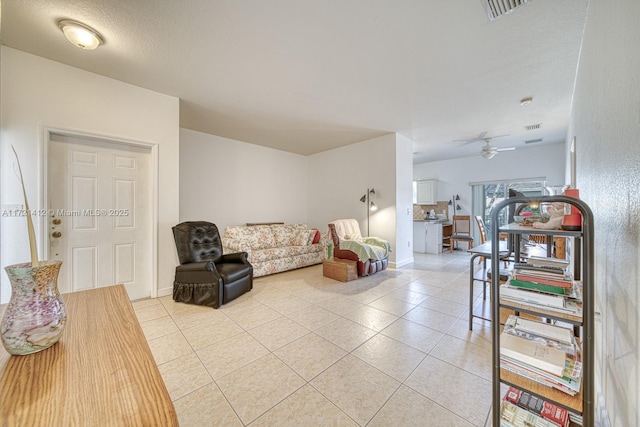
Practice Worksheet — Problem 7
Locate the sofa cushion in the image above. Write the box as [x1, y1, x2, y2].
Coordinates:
[249, 244, 324, 263]
[271, 224, 308, 246]
[306, 229, 317, 245]
[223, 225, 276, 249]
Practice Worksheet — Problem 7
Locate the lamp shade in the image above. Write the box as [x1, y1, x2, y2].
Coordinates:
[370, 202, 378, 211]
[58, 19, 104, 50]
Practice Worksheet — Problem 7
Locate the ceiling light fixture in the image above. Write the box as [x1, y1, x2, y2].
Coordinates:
[57, 19, 104, 50]
[520, 97, 533, 106]
[481, 151, 496, 160]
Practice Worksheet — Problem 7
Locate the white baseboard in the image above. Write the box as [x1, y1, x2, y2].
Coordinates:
[157, 286, 173, 298]
[390, 257, 414, 269]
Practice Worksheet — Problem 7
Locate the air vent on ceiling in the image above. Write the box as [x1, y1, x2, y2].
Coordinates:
[483, 0, 531, 21]
[524, 138, 543, 144]
[525, 123, 542, 131]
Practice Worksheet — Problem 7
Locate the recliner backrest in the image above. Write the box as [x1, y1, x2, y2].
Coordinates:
[173, 221, 223, 264]
[328, 219, 362, 241]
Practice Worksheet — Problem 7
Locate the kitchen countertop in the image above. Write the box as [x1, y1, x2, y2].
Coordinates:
[413, 219, 451, 223]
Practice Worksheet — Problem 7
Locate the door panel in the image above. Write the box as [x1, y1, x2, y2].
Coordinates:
[71, 246, 97, 290]
[114, 243, 135, 284]
[71, 175, 98, 230]
[48, 133, 152, 300]
[114, 179, 135, 228]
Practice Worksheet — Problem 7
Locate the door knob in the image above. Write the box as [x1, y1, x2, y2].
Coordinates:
[52, 218, 62, 225]
[52, 231, 62, 238]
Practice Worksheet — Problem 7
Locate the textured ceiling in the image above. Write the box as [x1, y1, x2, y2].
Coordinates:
[1, 0, 589, 162]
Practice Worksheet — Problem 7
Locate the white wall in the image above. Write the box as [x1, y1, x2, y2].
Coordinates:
[413, 142, 566, 215]
[179, 128, 308, 232]
[307, 133, 409, 266]
[0, 47, 180, 302]
[394, 133, 415, 267]
[566, 1, 640, 425]
[181, 130, 413, 268]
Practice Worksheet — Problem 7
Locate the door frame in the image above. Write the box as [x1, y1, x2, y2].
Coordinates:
[40, 125, 159, 298]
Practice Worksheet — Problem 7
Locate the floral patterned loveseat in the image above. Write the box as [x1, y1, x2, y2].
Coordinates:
[222, 224, 326, 277]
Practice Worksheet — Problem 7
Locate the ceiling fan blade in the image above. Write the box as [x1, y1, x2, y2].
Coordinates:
[485, 133, 510, 140]
[451, 131, 489, 145]
[496, 147, 516, 152]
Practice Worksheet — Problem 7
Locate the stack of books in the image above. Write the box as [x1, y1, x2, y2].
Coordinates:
[500, 315, 582, 397]
[500, 257, 582, 315]
[500, 387, 571, 427]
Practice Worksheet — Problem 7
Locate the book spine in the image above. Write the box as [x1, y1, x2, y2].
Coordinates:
[500, 401, 558, 427]
[513, 274, 573, 288]
[504, 387, 570, 427]
[509, 279, 567, 295]
[500, 286, 566, 308]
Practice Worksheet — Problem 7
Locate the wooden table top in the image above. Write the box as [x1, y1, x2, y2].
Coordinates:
[0, 285, 178, 426]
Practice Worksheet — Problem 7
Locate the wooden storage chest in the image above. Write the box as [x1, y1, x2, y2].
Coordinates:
[322, 258, 357, 282]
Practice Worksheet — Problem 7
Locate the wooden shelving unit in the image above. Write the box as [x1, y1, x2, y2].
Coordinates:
[490, 195, 594, 426]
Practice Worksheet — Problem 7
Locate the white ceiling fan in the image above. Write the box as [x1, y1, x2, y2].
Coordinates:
[479, 137, 515, 159]
[452, 132, 515, 159]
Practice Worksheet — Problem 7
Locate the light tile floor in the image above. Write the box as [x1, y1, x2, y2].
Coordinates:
[133, 251, 497, 426]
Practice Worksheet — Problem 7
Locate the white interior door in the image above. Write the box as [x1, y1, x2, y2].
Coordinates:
[48, 133, 152, 300]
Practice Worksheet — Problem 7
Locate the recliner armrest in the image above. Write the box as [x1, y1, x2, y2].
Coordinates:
[176, 261, 217, 273]
[221, 252, 250, 264]
[175, 261, 222, 285]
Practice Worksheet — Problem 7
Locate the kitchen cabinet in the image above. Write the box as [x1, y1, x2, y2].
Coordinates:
[413, 221, 446, 254]
[415, 180, 437, 205]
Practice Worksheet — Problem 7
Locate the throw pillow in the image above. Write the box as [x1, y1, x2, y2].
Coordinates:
[312, 228, 321, 244]
[307, 229, 316, 245]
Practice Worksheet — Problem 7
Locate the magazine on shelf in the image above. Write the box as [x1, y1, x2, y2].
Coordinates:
[500, 333, 567, 377]
[504, 387, 570, 427]
[504, 315, 574, 344]
[500, 401, 559, 427]
[526, 256, 570, 268]
[501, 351, 583, 393]
[500, 357, 581, 396]
[503, 315, 576, 356]
[569, 412, 584, 426]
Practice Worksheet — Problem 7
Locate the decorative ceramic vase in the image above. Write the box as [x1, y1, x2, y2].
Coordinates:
[1, 261, 67, 355]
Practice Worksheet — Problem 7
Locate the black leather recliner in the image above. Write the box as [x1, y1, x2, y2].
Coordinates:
[172, 221, 253, 308]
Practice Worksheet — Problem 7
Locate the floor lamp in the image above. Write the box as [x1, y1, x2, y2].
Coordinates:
[449, 194, 461, 216]
[360, 188, 378, 236]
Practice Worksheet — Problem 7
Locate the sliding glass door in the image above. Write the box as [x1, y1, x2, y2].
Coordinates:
[472, 180, 545, 238]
